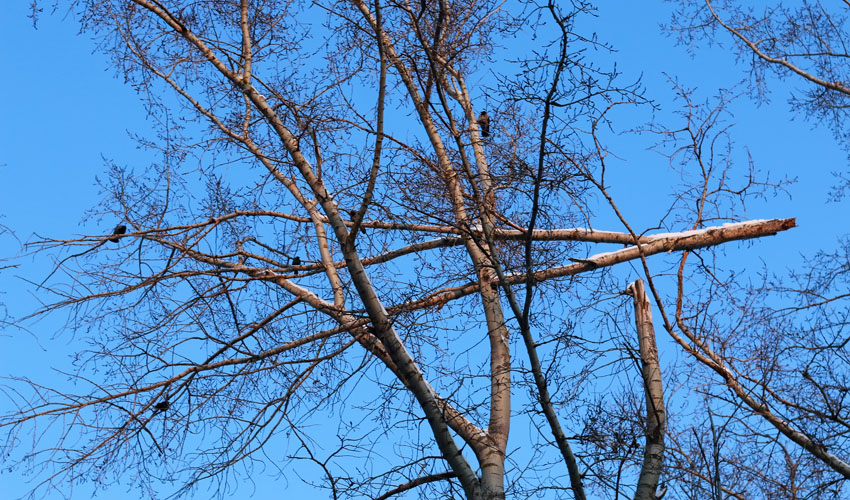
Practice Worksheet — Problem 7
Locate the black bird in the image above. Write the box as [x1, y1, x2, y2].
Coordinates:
[291, 256, 301, 267]
[153, 400, 170, 411]
[109, 224, 127, 243]
[347, 209, 367, 234]
[477, 111, 490, 137]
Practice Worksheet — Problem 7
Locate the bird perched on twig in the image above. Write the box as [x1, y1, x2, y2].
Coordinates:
[153, 400, 170, 411]
[109, 224, 127, 243]
[291, 256, 301, 267]
[477, 111, 490, 137]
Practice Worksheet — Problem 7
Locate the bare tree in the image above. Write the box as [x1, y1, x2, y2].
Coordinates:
[657, 2, 850, 498]
[2, 1, 830, 499]
[670, 0, 850, 196]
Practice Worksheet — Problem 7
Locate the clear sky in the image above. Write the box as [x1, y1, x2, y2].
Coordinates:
[0, 1, 846, 499]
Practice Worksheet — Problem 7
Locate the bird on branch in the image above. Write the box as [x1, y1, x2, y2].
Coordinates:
[477, 111, 490, 137]
[109, 224, 127, 243]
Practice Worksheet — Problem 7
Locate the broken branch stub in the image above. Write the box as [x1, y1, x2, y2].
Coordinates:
[626, 279, 667, 500]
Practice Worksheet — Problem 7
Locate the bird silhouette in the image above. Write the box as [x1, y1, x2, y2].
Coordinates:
[477, 111, 490, 137]
[291, 256, 301, 266]
[109, 224, 127, 243]
[153, 400, 170, 411]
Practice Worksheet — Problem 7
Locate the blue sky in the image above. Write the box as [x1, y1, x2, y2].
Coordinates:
[0, 1, 846, 499]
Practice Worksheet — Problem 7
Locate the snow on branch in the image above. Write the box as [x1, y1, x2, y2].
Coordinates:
[399, 218, 796, 313]
[539, 218, 796, 280]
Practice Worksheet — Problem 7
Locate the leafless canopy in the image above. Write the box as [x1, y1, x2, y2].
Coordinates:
[3, 1, 845, 499]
